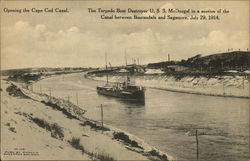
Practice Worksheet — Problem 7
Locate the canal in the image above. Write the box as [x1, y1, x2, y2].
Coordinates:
[33, 72, 249, 161]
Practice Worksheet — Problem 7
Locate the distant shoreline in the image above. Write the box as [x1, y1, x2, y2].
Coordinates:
[86, 74, 250, 99]
[151, 86, 250, 99]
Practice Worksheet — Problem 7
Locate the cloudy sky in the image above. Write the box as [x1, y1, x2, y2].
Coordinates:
[1, 1, 249, 69]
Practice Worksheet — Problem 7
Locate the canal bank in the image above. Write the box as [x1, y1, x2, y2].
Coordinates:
[86, 74, 250, 99]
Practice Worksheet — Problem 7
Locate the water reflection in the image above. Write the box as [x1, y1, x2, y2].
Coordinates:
[97, 93, 146, 107]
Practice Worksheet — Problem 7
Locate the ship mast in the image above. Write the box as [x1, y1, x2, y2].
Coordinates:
[124, 49, 129, 86]
[105, 52, 109, 84]
[125, 49, 127, 66]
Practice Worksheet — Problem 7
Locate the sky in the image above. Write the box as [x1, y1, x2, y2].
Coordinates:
[1, 1, 249, 69]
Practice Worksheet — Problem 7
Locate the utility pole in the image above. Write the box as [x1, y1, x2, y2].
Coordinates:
[76, 92, 78, 105]
[68, 96, 70, 103]
[105, 52, 108, 83]
[196, 129, 199, 161]
[49, 88, 51, 97]
[40, 84, 42, 93]
[105, 52, 108, 69]
[242, 77, 245, 89]
[100, 104, 103, 129]
[222, 82, 225, 96]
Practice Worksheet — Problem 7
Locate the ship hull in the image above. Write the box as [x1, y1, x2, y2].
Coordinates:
[96, 86, 145, 101]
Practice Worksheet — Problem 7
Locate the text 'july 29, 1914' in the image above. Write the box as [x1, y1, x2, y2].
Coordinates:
[88, 7, 230, 21]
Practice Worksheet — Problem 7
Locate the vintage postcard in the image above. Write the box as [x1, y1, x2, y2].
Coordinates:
[1, 0, 249, 161]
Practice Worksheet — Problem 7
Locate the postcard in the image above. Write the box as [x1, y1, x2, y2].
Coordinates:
[1, 1, 249, 161]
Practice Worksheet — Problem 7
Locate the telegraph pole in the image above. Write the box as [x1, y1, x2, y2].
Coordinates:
[223, 82, 225, 96]
[49, 88, 51, 97]
[40, 84, 42, 93]
[105, 52, 109, 83]
[101, 104, 103, 129]
[68, 96, 70, 103]
[76, 92, 78, 105]
[196, 129, 199, 161]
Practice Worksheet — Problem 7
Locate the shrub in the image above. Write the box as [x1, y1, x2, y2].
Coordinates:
[8, 127, 16, 133]
[6, 84, 29, 98]
[96, 153, 116, 161]
[68, 137, 116, 161]
[68, 137, 85, 154]
[5, 122, 10, 126]
[50, 123, 64, 140]
[32, 117, 51, 131]
[80, 121, 110, 131]
[148, 149, 168, 161]
[41, 101, 78, 120]
[31, 117, 64, 140]
[113, 132, 142, 149]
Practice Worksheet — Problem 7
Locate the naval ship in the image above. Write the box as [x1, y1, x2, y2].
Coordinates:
[96, 52, 145, 101]
[96, 76, 145, 101]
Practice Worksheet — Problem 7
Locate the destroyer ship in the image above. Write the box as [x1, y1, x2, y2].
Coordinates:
[96, 77, 145, 101]
[96, 52, 145, 101]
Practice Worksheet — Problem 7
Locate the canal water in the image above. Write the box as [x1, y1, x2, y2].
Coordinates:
[34, 73, 249, 161]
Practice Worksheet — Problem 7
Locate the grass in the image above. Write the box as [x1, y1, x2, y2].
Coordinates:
[50, 123, 64, 139]
[80, 121, 110, 131]
[113, 132, 142, 149]
[95, 153, 116, 161]
[8, 127, 16, 133]
[88, 152, 116, 161]
[32, 117, 51, 130]
[5, 122, 10, 126]
[68, 137, 117, 161]
[41, 100, 78, 120]
[6, 84, 29, 98]
[31, 117, 64, 140]
[68, 137, 85, 154]
[148, 149, 168, 161]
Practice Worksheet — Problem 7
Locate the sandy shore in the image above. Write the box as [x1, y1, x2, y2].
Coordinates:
[1, 79, 172, 161]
